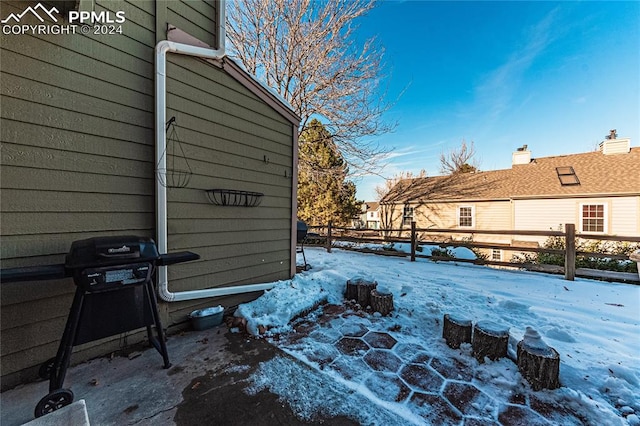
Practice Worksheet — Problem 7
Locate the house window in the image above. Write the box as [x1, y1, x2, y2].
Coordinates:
[403, 205, 414, 226]
[491, 249, 502, 261]
[581, 204, 605, 233]
[458, 206, 473, 227]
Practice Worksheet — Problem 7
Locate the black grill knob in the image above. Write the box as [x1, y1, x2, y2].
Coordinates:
[133, 266, 149, 279]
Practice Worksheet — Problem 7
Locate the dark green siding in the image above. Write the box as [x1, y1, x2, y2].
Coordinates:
[0, 0, 157, 389]
[167, 0, 218, 47]
[1, 0, 296, 390]
[163, 53, 293, 320]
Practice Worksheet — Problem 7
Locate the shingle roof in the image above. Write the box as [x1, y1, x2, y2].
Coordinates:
[365, 201, 379, 211]
[381, 147, 640, 204]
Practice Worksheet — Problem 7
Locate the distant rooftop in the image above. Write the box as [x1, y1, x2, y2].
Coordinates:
[382, 144, 640, 204]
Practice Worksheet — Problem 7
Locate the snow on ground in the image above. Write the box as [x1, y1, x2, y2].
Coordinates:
[332, 240, 478, 260]
[235, 247, 640, 425]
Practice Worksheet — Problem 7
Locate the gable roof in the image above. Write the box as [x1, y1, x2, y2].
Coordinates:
[365, 201, 379, 211]
[382, 147, 640, 204]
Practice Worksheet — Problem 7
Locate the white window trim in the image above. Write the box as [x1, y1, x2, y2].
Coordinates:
[402, 205, 414, 226]
[579, 203, 608, 233]
[457, 206, 475, 228]
[491, 249, 502, 261]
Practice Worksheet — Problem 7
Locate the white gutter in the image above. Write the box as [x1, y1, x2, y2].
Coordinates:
[155, 2, 276, 302]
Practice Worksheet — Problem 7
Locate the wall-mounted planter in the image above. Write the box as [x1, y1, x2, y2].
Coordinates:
[157, 168, 192, 189]
[206, 189, 264, 207]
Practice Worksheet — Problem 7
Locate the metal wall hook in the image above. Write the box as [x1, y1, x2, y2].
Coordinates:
[157, 117, 193, 188]
[165, 116, 176, 132]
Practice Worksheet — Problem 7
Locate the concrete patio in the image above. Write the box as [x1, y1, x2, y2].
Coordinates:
[1, 321, 359, 426]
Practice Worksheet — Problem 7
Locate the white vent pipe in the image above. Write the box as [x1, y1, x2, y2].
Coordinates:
[155, 3, 276, 302]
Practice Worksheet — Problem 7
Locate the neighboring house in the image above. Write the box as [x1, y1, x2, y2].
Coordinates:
[381, 136, 640, 261]
[0, 0, 300, 389]
[360, 201, 381, 229]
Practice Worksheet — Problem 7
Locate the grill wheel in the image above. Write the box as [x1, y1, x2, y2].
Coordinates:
[34, 388, 74, 418]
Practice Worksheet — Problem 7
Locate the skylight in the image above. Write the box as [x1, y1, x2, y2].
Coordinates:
[556, 166, 580, 186]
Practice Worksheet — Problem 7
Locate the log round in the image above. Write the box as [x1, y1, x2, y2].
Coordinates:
[370, 289, 394, 315]
[345, 279, 359, 302]
[442, 314, 472, 349]
[472, 321, 509, 362]
[517, 339, 560, 390]
[356, 280, 377, 308]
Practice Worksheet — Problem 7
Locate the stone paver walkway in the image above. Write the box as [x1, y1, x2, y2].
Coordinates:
[274, 304, 588, 426]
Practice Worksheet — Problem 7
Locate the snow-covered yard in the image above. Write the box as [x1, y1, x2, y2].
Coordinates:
[235, 246, 640, 425]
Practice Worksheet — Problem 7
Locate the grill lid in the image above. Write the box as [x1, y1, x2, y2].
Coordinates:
[65, 236, 160, 269]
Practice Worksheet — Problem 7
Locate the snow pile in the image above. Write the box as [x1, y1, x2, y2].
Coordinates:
[234, 271, 347, 335]
[520, 326, 554, 356]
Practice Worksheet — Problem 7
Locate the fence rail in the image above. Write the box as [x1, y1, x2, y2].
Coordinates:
[305, 222, 640, 284]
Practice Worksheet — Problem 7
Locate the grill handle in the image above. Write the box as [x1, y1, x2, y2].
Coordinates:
[0, 264, 68, 283]
[97, 252, 140, 260]
[158, 251, 200, 266]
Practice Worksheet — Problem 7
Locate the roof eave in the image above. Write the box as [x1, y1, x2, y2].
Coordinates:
[167, 25, 301, 125]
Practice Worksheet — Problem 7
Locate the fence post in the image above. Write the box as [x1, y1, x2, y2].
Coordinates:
[564, 223, 576, 281]
[326, 221, 332, 253]
[411, 221, 416, 262]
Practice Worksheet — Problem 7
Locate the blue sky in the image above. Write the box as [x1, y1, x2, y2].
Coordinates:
[352, 1, 640, 200]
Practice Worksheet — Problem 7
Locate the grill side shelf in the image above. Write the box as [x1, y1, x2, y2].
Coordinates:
[0, 264, 68, 283]
[158, 251, 200, 265]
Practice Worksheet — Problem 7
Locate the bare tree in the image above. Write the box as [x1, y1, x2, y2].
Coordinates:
[374, 170, 427, 201]
[377, 166, 495, 238]
[439, 140, 479, 175]
[375, 170, 426, 236]
[227, 0, 395, 175]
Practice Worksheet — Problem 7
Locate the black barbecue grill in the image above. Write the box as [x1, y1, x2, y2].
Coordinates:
[0, 235, 199, 418]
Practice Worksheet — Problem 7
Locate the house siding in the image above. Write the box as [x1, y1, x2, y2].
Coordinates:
[1, 0, 296, 390]
[388, 196, 638, 258]
[1, 0, 157, 389]
[514, 196, 639, 242]
[407, 201, 511, 244]
[166, 0, 218, 48]
[514, 199, 575, 236]
[163, 53, 293, 321]
[609, 197, 639, 235]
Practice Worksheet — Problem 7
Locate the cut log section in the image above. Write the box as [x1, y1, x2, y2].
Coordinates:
[356, 280, 377, 308]
[472, 321, 509, 362]
[370, 289, 394, 315]
[516, 328, 560, 390]
[345, 279, 359, 302]
[442, 314, 472, 349]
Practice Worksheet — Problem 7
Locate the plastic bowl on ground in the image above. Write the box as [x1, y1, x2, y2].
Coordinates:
[189, 305, 224, 331]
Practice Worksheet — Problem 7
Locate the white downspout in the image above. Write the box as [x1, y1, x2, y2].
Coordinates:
[155, 2, 276, 302]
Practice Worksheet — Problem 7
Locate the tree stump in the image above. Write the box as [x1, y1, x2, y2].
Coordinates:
[472, 321, 509, 362]
[356, 280, 377, 308]
[370, 289, 394, 315]
[442, 314, 472, 349]
[345, 279, 359, 302]
[517, 327, 560, 390]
